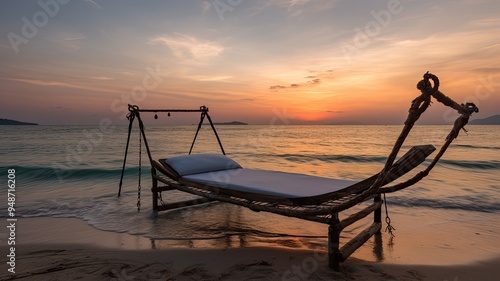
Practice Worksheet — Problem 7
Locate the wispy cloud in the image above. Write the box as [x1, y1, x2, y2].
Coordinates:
[269, 69, 334, 90]
[270, 78, 320, 90]
[90, 76, 114, 81]
[54, 33, 86, 51]
[3, 78, 119, 94]
[185, 75, 233, 82]
[5, 78, 74, 87]
[257, 0, 337, 18]
[150, 34, 225, 62]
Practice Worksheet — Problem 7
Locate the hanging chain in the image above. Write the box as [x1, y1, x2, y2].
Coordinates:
[137, 131, 142, 212]
[158, 191, 165, 206]
[383, 193, 395, 238]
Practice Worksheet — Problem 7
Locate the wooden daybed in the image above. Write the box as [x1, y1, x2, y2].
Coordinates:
[118, 72, 478, 270]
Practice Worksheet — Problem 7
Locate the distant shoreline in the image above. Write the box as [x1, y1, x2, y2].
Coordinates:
[0, 118, 38, 125]
[3, 116, 499, 126]
[213, 121, 248, 125]
[468, 114, 500, 125]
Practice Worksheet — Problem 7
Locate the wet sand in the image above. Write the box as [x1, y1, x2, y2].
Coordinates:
[1, 216, 499, 280]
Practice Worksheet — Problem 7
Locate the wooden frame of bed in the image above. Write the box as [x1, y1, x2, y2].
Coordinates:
[118, 72, 478, 271]
[149, 145, 434, 270]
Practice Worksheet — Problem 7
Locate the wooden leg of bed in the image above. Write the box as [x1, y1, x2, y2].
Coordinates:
[328, 214, 341, 271]
[151, 168, 159, 212]
[374, 194, 382, 233]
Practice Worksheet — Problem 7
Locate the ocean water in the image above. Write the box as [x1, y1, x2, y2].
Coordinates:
[1, 125, 499, 258]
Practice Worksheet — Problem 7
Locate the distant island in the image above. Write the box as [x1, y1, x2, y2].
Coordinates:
[213, 121, 248, 125]
[469, 115, 500, 125]
[0, 118, 38, 125]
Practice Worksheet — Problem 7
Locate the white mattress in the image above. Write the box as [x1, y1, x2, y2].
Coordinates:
[182, 168, 356, 199]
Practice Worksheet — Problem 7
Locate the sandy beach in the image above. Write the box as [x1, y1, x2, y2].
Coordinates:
[1, 216, 499, 281]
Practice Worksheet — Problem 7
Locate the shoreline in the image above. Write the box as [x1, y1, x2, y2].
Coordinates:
[4, 243, 500, 281]
[1, 217, 499, 280]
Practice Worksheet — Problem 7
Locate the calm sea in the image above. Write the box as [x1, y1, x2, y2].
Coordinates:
[1, 125, 499, 255]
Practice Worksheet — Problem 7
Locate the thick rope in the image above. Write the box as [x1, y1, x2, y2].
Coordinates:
[284, 72, 476, 214]
[303, 73, 437, 214]
[378, 74, 478, 194]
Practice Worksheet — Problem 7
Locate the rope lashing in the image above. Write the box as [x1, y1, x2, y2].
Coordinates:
[377, 73, 478, 194]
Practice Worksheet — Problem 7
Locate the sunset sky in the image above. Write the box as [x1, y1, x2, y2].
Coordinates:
[1, 0, 499, 125]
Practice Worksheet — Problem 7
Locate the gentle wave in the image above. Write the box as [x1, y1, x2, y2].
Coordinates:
[387, 196, 500, 213]
[0, 166, 141, 182]
[454, 144, 500, 150]
[277, 153, 387, 164]
[438, 160, 500, 170]
[270, 154, 499, 170]
[2, 157, 497, 185]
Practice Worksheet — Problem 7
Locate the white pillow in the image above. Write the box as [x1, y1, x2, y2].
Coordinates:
[162, 154, 242, 177]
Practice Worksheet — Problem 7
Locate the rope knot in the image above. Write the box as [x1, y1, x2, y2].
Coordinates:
[463, 102, 479, 114]
[416, 79, 429, 91]
[416, 72, 440, 96]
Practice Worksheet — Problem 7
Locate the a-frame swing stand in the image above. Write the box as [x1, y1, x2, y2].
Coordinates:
[118, 104, 226, 211]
